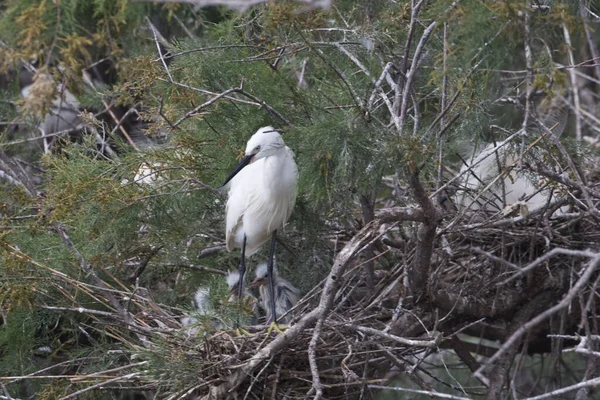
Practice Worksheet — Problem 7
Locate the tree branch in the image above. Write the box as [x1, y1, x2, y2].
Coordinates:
[476, 254, 600, 380]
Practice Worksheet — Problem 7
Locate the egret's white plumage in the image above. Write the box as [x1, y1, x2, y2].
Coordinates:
[226, 271, 255, 301]
[252, 262, 300, 324]
[226, 271, 242, 291]
[225, 126, 298, 255]
[193, 287, 212, 315]
[454, 143, 562, 215]
[133, 162, 164, 186]
[181, 286, 214, 334]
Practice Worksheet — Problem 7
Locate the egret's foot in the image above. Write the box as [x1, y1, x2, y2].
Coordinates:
[232, 327, 253, 337]
[266, 322, 289, 336]
[240, 295, 257, 314]
[257, 322, 288, 348]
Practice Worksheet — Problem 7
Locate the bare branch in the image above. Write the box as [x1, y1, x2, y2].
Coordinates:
[521, 11, 533, 148]
[397, 19, 437, 135]
[498, 247, 598, 285]
[39, 305, 118, 318]
[148, 18, 173, 83]
[476, 254, 600, 380]
[349, 324, 441, 347]
[160, 263, 227, 275]
[562, 22, 583, 141]
[522, 377, 600, 400]
[579, 0, 600, 81]
[170, 86, 243, 130]
[368, 385, 471, 400]
[237, 89, 291, 126]
[0, 150, 38, 197]
[57, 373, 142, 400]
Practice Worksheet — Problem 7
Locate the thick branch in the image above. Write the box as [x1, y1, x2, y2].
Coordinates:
[562, 22, 583, 141]
[523, 377, 600, 400]
[408, 172, 441, 299]
[308, 219, 383, 399]
[375, 206, 426, 223]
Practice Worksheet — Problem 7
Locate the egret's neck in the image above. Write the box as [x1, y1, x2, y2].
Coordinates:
[262, 149, 283, 178]
[262, 147, 293, 193]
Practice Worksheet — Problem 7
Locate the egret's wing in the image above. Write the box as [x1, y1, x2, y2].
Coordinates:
[274, 279, 300, 324]
[279, 278, 301, 306]
[258, 284, 273, 322]
[232, 158, 278, 254]
[283, 147, 299, 229]
[225, 160, 271, 251]
[225, 170, 251, 251]
[285, 184, 298, 223]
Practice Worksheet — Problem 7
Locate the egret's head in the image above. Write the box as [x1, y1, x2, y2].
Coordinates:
[226, 271, 241, 293]
[245, 126, 285, 160]
[222, 126, 285, 187]
[251, 262, 279, 287]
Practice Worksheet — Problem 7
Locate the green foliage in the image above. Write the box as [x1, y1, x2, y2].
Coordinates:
[0, 310, 39, 375]
[0, 0, 141, 67]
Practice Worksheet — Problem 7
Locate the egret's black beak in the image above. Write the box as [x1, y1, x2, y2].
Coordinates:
[222, 154, 254, 187]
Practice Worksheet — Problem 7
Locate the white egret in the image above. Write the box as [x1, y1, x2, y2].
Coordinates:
[251, 262, 300, 324]
[454, 143, 562, 216]
[222, 126, 298, 324]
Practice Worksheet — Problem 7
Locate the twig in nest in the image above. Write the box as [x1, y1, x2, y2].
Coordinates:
[348, 324, 441, 347]
[521, 376, 600, 400]
[368, 385, 471, 400]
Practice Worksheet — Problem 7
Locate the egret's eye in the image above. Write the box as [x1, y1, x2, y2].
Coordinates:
[253, 145, 261, 153]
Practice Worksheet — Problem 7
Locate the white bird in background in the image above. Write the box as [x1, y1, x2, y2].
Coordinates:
[193, 287, 213, 314]
[21, 75, 81, 154]
[182, 273, 259, 333]
[180, 287, 214, 334]
[454, 143, 562, 216]
[222, 126, 298, 324]
[251, 262, 300, 324]
[133, 162, 164, 186]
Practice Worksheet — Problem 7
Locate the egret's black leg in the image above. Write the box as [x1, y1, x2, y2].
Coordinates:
[267, 230, 278, 324]
[238, 235, 247, 300]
